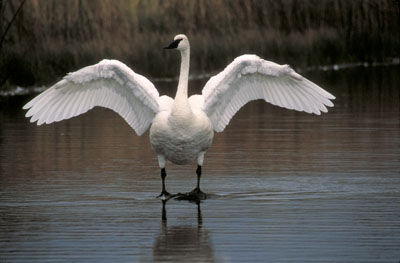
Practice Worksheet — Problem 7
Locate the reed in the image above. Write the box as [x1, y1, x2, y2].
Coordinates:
[0, 0, 399, 88]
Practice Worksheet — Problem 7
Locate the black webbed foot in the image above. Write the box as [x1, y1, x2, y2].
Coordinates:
[175, 187, 207, 202]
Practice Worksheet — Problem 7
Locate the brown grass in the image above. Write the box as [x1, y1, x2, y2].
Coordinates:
[0, 0, 399, 88]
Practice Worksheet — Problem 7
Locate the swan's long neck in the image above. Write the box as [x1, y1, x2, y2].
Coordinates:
[176, 48, 190, 99]
[172, 48, 192, 118]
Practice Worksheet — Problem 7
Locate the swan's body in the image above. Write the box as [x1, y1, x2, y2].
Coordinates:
[150, 39, 213, 168]
[23, 34, 335, 200]
[150, 106, 213, 165]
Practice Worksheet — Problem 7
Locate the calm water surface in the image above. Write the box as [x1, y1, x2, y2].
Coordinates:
[0, 67, 399, 262]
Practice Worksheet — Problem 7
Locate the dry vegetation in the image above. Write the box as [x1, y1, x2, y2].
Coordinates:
[0, 0, 399, 88]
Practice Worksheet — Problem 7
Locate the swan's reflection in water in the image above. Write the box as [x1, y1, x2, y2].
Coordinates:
[153, 201, 215, 262]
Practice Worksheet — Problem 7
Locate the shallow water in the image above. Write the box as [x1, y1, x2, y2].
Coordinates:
[0, 66, 399, 262]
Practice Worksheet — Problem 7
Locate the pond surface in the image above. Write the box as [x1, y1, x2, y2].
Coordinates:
[1, 66, 399, 262]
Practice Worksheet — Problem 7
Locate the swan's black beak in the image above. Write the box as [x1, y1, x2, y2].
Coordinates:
[164, 39, 182, 49]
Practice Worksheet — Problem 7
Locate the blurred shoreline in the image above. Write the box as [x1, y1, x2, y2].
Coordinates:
[1, 60, 399, 98]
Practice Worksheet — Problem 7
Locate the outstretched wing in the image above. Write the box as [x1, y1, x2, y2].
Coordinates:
[23, 59, 163, 136]
[200, 55, 335, 132]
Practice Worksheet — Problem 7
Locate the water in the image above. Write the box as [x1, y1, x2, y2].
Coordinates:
[1, 66, 399, 262]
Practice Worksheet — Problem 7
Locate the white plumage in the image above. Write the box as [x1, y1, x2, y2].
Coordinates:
[24, 60, 159, 135]
[23, 34, 335, 200]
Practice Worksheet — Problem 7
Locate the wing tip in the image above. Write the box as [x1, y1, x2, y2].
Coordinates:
[22, 104, 31, 110]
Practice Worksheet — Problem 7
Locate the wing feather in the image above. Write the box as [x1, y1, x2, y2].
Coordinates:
[23, 60, 163, 136]
[200, 55, 335, 132]
[276, 79, 295, 110]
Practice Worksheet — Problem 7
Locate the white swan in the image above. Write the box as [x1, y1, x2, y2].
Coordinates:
[23, 34, 335, 200]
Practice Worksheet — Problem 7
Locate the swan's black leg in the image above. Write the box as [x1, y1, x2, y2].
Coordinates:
[195, 165, 202, 190]
[157, 168, 171, 199]
[192, 165, 207, 199]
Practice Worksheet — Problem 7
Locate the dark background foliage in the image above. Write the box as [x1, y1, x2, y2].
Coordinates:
[0, 0, 399, 88]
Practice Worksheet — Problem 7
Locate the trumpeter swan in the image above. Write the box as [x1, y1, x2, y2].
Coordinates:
[23, 34, 335, 200]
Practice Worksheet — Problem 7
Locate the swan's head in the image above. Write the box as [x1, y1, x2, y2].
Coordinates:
[164, 34, 189, 51]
